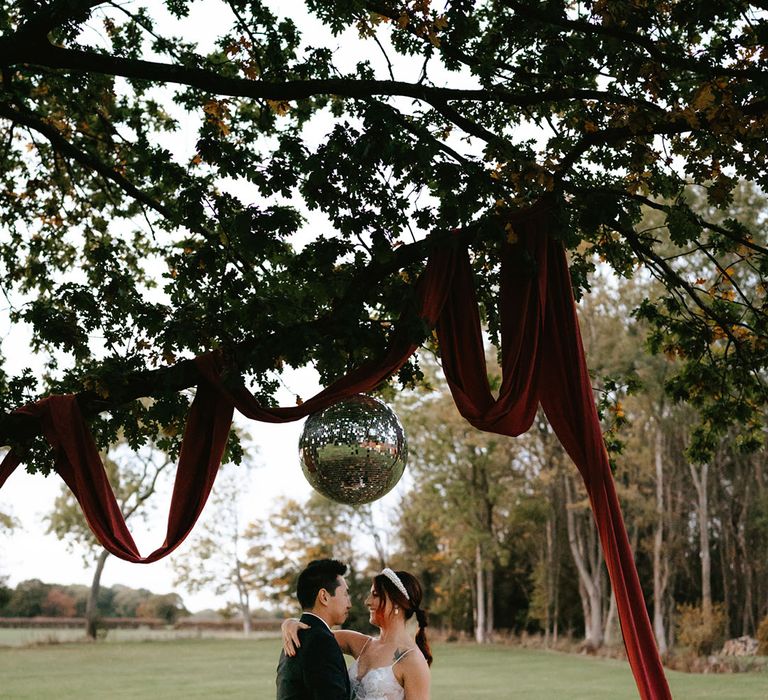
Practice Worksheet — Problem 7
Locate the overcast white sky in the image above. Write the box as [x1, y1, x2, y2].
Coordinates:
[0, 1, 455, 612]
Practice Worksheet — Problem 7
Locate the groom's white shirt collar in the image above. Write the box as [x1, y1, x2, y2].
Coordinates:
[302, 612, 332, 631]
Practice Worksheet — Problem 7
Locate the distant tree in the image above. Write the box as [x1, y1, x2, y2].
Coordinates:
[563, 470, 608, 651]
[111, 584, 152, 618]
[173, 469, 262, 633]
[41, 587, 77, 617]
[136, 592, 187, 624]
[45, 442, 172, 638]
[618, 184, 768, 645]
[524, 417, 582, 646]
[264, 493, 375, 629]
[62, 584, 91, 617]
[707, 432, 768, 639]
[0, 580, 11, 614]
[5, 579, 48, 617]
[393, 355, 531, 642]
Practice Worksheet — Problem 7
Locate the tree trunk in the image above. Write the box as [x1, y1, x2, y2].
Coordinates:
[588, 569, 603, 650]
[666, 477, 685, 650]
[578, 578, 591, 641]
[239, 594, 252, 635]
[720, 523, 732, 636]
[564, 475, 603, 650]
[545, 518, 554, 646]
[603, 591, 618, 646]
[652, 427, 668, 654]
[735, 459, 754, 637]
[360, 507, 388, 570]
[690, 462, 712, 622]
[552, 569, 560, 644]
[474, 543, 486, 643]
[738, 507, 754, 636]
[468, 559, 477, 637]
[754, 454, 768, 624]
[234, 558, 252, 635]
[552, 504, 561, 645]
[85, 549, 109, 640]
[485, 564, 494, 640]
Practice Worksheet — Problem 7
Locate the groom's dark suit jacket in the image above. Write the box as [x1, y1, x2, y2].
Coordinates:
[276, 612, 350, 700]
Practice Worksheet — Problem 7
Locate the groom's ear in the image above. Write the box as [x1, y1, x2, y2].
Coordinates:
[317, 588, 329, 606]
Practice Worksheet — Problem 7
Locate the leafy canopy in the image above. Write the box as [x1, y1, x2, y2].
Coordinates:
[1, 0, 768, 466]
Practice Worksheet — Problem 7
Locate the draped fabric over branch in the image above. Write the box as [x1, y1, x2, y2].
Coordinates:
[0, 205, 671, 699]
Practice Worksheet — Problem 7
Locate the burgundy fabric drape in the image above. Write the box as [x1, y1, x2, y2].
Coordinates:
[436, 208, 671, 699]
[0, 206, 671, 698]
[0, 383, 234, 563]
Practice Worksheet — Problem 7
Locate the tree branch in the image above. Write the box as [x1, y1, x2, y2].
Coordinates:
[0, 100, 176, 222]
[429, 98, 508, 149]
[367, 0, 767, 83]
[0, 99, 256, 275]
[0, 219, 490, 446]
[616, 222, 762, 374]
[557, 98, 768, 173]
[15, 0, 105, 39]
[577, 187, 768, 257]
[383, 103, 472, 167]
[0, 38, 664, 114]
[503, 0, 767, 82]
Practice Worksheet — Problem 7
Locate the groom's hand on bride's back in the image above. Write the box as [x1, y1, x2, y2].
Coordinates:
[281, 618, 310, 657]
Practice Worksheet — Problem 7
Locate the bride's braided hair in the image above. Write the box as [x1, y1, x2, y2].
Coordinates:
[373, 569, 433, 667]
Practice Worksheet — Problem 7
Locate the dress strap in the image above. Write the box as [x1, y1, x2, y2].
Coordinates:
[356, 635, 373, 659]
[392, 648, 415, 666]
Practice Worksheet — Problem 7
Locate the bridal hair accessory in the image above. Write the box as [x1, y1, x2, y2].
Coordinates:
[381, 568, 410, 600]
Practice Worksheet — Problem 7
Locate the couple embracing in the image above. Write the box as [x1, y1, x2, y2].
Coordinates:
[276, 559, 432, 699]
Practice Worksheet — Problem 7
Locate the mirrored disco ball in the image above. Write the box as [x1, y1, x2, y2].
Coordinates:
[299, 395, 408, 505]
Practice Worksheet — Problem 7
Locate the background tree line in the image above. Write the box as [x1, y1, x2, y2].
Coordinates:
[0, 579, 187, 624]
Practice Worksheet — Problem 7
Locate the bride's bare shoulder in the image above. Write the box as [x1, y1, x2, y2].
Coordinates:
[398, 649, 430, 697]
[400, 647, 429, 671]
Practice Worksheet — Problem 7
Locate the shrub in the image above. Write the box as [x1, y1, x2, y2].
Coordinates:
[676, 602, 727, 656]
[757, 615, 768, 656]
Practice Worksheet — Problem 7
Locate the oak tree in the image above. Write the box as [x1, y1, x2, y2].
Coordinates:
[1, 1, 767, 468]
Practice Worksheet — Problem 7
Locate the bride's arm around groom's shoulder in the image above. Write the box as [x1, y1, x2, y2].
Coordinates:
[281, 618, 370, 659]
[333, 629, 371, 658]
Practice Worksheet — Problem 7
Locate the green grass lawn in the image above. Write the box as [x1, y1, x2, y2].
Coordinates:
[0, 637, 765, 699]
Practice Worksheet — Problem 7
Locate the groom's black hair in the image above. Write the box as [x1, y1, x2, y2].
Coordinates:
[296, 559, 347, 609]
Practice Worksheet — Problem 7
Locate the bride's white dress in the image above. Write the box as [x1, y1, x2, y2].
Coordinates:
[348, 642, 413, 700]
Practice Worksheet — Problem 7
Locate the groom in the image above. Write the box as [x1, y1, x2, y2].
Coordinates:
[276, 558, 352, 700]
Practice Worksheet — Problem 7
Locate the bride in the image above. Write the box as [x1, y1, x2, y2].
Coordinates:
[282, 568, 432, 699]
